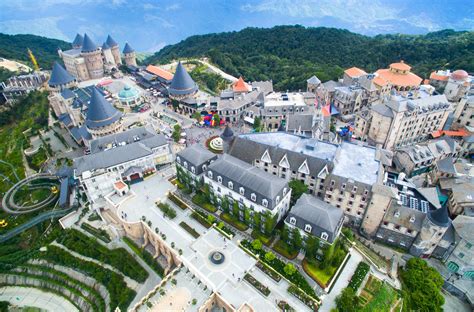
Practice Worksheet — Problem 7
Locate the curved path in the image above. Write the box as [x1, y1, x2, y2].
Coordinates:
[0, 286, 79, 312]
[2, 173, 59, 214]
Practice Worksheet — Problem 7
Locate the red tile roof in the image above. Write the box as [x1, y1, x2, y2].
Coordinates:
[375, 68, 422, 87]
[344, 67, 367, 78]
[432, 129, 469, 138]
[232, 76, 251, 92]
[146, 65, 174, 81]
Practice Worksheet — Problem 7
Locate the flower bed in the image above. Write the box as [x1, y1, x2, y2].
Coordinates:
[179, 221, 200, 238]
[278, 300, 296, 312]
[220, 212, 249, 231]
[288, 285, 318, 311]
[168, 193, 187, 210]
[244, 273, 271, 296]
[191, 211, 212, 229]
[257, 262, 281, 282]
[348, 261, 370, 291]
[241, 239, 318, 301]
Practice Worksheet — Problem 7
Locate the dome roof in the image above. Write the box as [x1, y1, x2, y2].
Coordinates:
[72, 33, 83, 47]
[122, 43, 134, 54]
[105, 35, 118, 47]
[118, 85, 139, 99]
[169, 62, 198, 96]
[49, 62, 75, 87]
[428, 206, 451, 227]
[86, 88, 122, 129]
[390, 61, 411, 71]
[451, 69, 468, 81]
[81, 33, 98, 53]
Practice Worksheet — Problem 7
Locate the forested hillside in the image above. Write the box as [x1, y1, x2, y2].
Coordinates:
[146, 26, 474, 91]
[0, 33, 70, 71]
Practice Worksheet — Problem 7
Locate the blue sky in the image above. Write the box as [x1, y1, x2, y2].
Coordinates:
[0, 0, 473, 52]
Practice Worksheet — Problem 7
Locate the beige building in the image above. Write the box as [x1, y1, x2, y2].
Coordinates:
[355, 85, 452, 149]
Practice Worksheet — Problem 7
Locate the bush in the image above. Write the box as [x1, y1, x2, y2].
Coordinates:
[80, 223, 111, 243]
[244, 273, 270, 296]
[167, 193, 187, 210]
[348, 262, 370, 291]
[179, 221, 200, 238]
[191, 211, 212, 229]
[157, 202, 177, 219]
[220, 212, 249, 231]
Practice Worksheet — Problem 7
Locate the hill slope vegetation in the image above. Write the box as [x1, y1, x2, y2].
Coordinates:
[146, 26, 474, 91]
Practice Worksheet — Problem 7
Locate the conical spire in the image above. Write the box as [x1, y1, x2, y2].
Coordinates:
[48, 62, 75, 87]
[122, 42, 134, 54]
[169, 62, 198, 96]
[106, 35, 118, 47]
[428, 206, 451, 227]
[81, 33, 98, 53]
[233, 76, 251, 92]
[86, 88, 122, 129]
[72, 33, 83, 48]
[102, 42, 110, 50]
[221, 125, 234, 141]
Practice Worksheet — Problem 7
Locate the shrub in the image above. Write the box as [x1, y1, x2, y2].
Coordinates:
[348, 262, 370, 291]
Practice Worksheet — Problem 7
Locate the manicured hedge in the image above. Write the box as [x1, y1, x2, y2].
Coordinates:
[80, 223, 111, 243]
[191, 211, 212, 229]
[122, 237, 165, 277]
[179, 221, 200, 238]
[58, 229, 148, 282]
[168, 193, 187, 210]
[348, 261, 370, 291]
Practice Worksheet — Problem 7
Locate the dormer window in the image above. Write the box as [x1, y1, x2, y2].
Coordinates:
[176, 156, 181, 164]
[251, 193, 256, 201]
[217, 176, 222, 183]
[330, 180, 335, 186]
[276, 196, 280, 204]
[262, 199, 268, 207]
[352, 186, 358, 193]
[202, 164, 207, 171]
[239, 187, 245, 195]
[183, 161, 188, 169]
[283, 188, 287, 196]
[228, 181, 233, 189]
[304, 224, 312, 233]
[321, 232, 328, 240]
[394, 211, 400, 218]
[289, 217, 296, 225]
[409, 215, 416, 223]
[364, 189, 369, 195]
[208, 171, 213, 179]
[191, 166, 195, 174]
[341, 183, 346, 190]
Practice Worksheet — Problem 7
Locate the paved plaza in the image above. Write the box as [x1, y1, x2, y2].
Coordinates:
[0, 286, 79, 312]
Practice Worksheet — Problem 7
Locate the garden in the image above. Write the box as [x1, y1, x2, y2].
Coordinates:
[80, 222, 111, 243]
[192, 191, 217, 213]
[348, 261, 370, 291]
[156, 202, 177, 219]
[358, 275, 398, 312]
[122, 236, 165, 277]
[167, 192, 188, 210]
[244, 273, 271, 297]
[220, 212, 249, 231]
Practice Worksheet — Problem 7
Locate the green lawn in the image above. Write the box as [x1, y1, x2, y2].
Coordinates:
[302, 258, 335, 287]
[360, 275, 398, 312]
[272, 239, 298, 260]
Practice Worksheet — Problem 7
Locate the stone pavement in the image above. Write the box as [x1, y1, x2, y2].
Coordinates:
[0, 286, 79, 312]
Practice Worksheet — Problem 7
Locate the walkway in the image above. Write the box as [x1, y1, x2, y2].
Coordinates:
[0, 286, 79, 312]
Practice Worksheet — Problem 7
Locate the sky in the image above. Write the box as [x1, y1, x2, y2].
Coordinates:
[0, 0, 473, 52]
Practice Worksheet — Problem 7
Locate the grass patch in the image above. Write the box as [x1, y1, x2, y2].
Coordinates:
[302, 258, 334, 287]
[273, 239, 298, 260]
[179, 221, 200, 238]
[192, 192, 217, 213]
[360, 276, 398, 312]
[220, 212, 249, 231]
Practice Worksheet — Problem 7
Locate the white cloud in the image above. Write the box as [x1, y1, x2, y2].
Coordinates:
[143, 14, 175, 28]
[0, 16, 69, 41]
[165, 3, 181, 11]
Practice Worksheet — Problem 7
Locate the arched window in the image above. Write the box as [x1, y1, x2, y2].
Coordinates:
[251, 193, 256, 201]
[191, 166, 195, 174]
[208, 171, 213, 179]
[276, 196, 280, 204]
[304, 224, 312, 233]
[289, 217, 296, 225]
[228, 181, 233, 190]
[183, 161, 188, 169]
[321, 232, 328, 240]
[217, 176, 222, 183]
[239, 187, 245, 195]
[262, 199, 268, 207]
[176, 156, 181, 164]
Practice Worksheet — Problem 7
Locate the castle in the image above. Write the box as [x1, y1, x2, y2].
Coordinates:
[58, 33, 137, 81]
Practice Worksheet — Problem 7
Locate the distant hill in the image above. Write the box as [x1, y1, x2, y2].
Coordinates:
[0, 33, 70, 71]
[146, 26, 474, 91]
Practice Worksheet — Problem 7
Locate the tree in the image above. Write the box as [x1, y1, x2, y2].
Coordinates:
[252, 239, 262, 251]
[171, 99, 179, 110]
[172, 124, 182, 142]
[321, 241, 335, 270]
[207, 214, 216, 224]
[305, 235, 320, 258]
[400, 258, 444, 312]
[192, 111, 202, 122]
[253, 117, 262, 132]
[291, 228, 303, 252]
[280, 225, 290, 244]
[283, 263, 296, 276]
[335, 287, 359, 312]
[265, 251, 276, 262]
[288, 179, 308, 206]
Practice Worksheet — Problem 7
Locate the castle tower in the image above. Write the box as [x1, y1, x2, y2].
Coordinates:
[48, 62, 77, 92]
[86, 88, 123, 138]
[81, 34, 104, 79]
[410, 206, 451, 257]
[220, 125, 234, 152]
[168, 61, 198, 100]
[101, 42, 115, 65]
[106, 35, 121, 65]
[72, 33, 83, 49]
[122, 43, 137, 67]
[307, 75, 321, 93]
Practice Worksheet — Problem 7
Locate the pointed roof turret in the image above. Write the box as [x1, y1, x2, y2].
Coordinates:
[169, 62, 198, 96]
[81, 33, 98, 53]
[233, 76, 251, 92]
[105, 35, 118, 47]
[122, 43, 134, 54]
[48, 62, 75, 87]
[102, 42, 110, 50]
[72, 33, 83, 48]
[221, 125, 234, 141]
[86, 88, 122, 129]
[428, 206, 451, 227]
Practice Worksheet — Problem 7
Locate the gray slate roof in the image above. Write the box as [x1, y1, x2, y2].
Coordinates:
[81, 34, 98, 53]
[436, 157, 456, 174]
[221, 125, 234, 140]
[428, 206, 451, 227]
[89, 126, 165, 154]
[452, 215, 474, 244]
[372, 103, 394, 118]
[286, 194, 343, 243]
[60, 88, 76, 100]
[85, 88, 122, 129]
[49, 62, 75, 87]
[72, 33, 83, 47]
[207, 154, 288, 209]
[383, 202, 426, 231]
[177, 144, 217, 175]
[169, 62, 198, 96]
[105, 35, 118, 47]
[307, 75, 321, 85]
[122, 43, 134, 54]
[286, 114, 314, 132]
